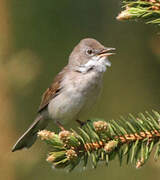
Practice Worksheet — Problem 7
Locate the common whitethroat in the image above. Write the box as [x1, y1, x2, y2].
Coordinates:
[12, 38, 115, 152]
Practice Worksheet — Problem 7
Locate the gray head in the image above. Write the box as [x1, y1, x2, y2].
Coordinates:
[68, 38, 115, 73]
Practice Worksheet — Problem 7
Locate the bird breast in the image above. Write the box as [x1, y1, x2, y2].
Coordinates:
[48, 70, 103, 123]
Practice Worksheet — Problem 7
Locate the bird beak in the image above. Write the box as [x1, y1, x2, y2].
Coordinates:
[97, 47, 116, 57]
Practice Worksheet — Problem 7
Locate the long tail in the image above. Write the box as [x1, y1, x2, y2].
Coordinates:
[12, 115, 49, 152]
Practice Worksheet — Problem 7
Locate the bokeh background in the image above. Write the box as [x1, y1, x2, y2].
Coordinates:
[1, 0, 160, 179]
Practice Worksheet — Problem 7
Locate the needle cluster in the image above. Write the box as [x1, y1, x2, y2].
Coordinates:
[117, 0, 160, 26]
[38, 111, 160, 171]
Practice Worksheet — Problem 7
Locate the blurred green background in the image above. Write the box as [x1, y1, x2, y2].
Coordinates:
[0, 0, 160, 179]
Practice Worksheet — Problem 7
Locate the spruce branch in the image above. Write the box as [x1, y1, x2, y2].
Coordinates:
[38, 111, 160, 171]
[117, 0, 160, 26]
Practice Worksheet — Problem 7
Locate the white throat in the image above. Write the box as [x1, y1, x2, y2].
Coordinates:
[76, 56, 111, 73]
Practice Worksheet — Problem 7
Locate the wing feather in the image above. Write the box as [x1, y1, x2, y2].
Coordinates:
[38, 67, 67, 112]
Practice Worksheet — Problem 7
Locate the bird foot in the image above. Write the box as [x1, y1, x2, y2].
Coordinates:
[76, 119, 86, 127]
[56, 121, 65, 131]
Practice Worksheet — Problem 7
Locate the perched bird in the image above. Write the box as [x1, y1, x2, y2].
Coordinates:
[12, 38, 115, 152]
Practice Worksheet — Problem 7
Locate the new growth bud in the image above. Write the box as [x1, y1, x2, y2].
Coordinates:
[104, 140, 118, 153]
[37, 130, 55, 140]
[136, 158, 145, 168]
[93, 121, 108, 132]
[66, 149, 77, 160]
[116, 9, 131, 21]
[46, 154, 55, 163]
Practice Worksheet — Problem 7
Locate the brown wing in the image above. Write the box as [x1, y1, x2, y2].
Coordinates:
[38, 67, 68, 113]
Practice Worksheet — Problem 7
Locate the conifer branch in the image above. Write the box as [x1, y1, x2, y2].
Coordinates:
[38, 111, 160, 171]
[117, 0, 160, 26]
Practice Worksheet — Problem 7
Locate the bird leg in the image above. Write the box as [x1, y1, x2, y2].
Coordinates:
[76, 119, 86, 127]
[56, 121, 65, 131]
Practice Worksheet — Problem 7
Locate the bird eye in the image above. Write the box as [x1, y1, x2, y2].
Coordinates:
[86, 49, 93, 56]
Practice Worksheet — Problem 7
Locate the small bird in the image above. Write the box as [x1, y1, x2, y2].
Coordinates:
[12, 38, 115, 152]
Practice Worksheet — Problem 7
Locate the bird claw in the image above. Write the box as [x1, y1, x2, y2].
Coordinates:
[76, 119, 86, 127]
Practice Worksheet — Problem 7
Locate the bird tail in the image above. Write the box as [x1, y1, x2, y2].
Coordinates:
[12, 115, 49, 152]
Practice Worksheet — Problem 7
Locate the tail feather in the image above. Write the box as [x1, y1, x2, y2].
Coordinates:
[12, 115, 49, 152]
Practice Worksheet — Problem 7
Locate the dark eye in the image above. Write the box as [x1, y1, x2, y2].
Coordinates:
[86, 49, 93, 55]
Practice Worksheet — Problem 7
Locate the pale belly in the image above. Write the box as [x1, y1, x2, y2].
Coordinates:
[48, 71, 103, 124]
